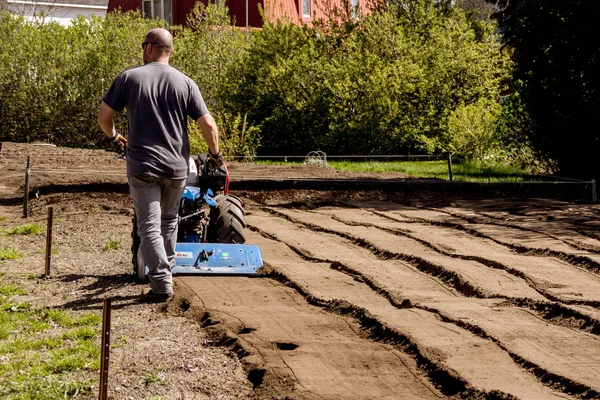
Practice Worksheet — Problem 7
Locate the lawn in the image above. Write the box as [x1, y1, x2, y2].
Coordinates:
[255, 158, 534, 182]
[0, 280, 102, 399]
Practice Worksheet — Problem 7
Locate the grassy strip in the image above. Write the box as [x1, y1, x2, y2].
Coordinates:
[254, 159, 533, 182]
[0, 282, 102, 399]
[328, 160, 532, 182]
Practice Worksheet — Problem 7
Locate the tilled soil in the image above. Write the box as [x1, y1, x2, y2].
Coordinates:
[1, 142, 600, 399]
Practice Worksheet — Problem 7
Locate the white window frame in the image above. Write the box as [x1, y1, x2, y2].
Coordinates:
[302, 0, 311, 18]
[351, 0, 359, 19]
[142, 0, 172, 24]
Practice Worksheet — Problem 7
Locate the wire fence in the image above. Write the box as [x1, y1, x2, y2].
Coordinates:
[227, 154, 449, 162]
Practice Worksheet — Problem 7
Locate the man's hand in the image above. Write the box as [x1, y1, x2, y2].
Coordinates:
[208, 148, 224, 168]
[112, 134, 128, 155]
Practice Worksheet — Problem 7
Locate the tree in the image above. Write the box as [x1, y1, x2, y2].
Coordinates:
[493, 0, 600, 179]
[227, 0, 509, 156]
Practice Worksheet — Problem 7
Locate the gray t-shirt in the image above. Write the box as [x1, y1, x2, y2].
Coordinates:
[102, 62, 209, 179]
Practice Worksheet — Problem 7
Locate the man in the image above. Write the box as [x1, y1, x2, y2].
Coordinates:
[98, 28, 224, 303]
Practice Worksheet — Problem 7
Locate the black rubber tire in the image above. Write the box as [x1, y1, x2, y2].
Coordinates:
[131, 214, 147, 282]
[207, 194, 246, 244]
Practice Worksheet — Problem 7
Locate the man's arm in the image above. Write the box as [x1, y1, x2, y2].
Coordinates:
[98, 102, 118, 139]
[197, 113, 219, 155]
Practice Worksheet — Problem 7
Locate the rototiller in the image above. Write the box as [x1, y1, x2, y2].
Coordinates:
[132, 154, 263, 280]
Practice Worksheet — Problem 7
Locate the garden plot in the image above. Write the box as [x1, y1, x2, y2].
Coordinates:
[2, 142, 600, 399]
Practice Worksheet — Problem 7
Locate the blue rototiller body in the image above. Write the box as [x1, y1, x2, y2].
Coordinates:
[132, 154, 263, 280]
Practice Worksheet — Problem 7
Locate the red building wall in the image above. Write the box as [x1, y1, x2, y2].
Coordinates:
[107, 0, 195, 25]
[107, 0, 374, 28]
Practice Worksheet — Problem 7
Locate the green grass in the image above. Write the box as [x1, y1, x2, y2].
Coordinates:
[0, 216, 9, 221]
[0, 282, 102, 399]
[7, 223, 43, 236]
[103, 235, 120, 251]
[0, 284, 27, 297]
[0, 246, 23, 261]
[327, 160, 532, 182]
[254, 158, 533, 182]
[142, 368, 165, 387]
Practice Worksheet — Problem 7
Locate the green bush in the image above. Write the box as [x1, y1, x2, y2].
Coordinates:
[0, 11, 159, 147]
[226, 0, 510, 158]
[172, 3, 260, 157]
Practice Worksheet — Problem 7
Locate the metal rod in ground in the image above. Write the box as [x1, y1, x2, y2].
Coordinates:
[23, 156, 30, 218]
[99, 298, 112, 400]
[592, 179, 597, 203]
[44, 207, 53, 277]
[447, 154, 453, 182]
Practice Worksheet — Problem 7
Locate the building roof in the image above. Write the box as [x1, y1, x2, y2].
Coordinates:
[8, 0, 108, 8]
[60, 0, 108, 7]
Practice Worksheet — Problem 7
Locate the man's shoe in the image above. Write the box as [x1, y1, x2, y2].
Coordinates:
[140, 289, 174, 303]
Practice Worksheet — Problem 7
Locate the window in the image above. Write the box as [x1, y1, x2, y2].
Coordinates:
[302, 0, 311, 18]
[142, 0, 172, 24]
[351, 0, 359, 19]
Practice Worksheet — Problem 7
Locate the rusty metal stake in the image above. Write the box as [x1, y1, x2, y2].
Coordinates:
[45, 207, 53, 277]
[23, 156, 30, 218]
[99, 298, 112, 400]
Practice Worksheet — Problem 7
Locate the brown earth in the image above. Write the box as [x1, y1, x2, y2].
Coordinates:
[1, 142, 600, 399]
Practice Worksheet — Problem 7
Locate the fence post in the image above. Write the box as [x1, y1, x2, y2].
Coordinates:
[592, 179, 597, 203]
[99, 298, 112, 400]
[45, 207, 54, 277]
[23, 156, 30, 218]
[447, 154, 453, 182]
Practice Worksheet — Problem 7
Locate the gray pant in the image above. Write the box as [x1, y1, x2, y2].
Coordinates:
[128, 175, 186, 294]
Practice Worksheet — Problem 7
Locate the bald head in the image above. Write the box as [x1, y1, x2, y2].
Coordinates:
[144, 28, 173, 49]
[143, 28, 174, 64]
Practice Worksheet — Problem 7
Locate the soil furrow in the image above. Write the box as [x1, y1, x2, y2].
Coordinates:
[356, 210, 600, 307]
[294, 207, 600, 328]
[435, 207, 600, 255]
[573, 228, 600, 243]
[327, 215, 600, 334]
[263, 206, 542, 301]
[395, 207, 600, 272]
[260, 207, 493, 300]
[175, 275, 444, 399]
[245, 226, 572, 399]
[330, 262, 600, 399]
[248, 207, 600, 393]
[329, 213, 600, 310]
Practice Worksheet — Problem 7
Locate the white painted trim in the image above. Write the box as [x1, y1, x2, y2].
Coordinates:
[7, 0, 107, 10]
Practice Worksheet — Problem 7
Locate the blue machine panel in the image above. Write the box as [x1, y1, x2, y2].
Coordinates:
[172, 243, 263, 275]
[181, 186, 201, 202]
